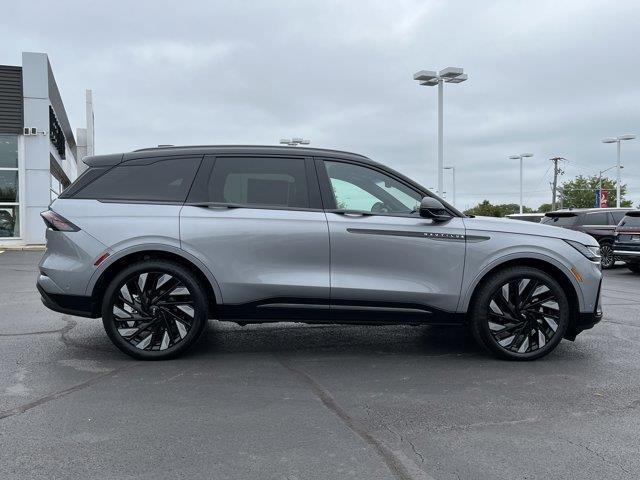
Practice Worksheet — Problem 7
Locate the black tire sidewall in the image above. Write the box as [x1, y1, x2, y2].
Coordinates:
[470, 267, 570, 361]
[101, 260, 208, 360]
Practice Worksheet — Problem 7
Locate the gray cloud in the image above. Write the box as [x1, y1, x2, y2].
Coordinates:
[2, 0, 639, 209]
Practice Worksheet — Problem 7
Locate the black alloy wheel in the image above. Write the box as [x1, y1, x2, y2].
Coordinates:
[600, 243, 615, 269]
[102, 261, 208, 360]
[470, 267, 569, 360]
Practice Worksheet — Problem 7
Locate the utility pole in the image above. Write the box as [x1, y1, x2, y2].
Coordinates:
[549, 157, 565, 211]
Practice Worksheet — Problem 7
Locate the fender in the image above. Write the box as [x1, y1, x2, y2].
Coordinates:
[85, 241, 224, 304]
[457, 251, 585, 313]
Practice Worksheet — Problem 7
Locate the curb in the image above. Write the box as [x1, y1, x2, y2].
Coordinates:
[0, 245, 46, 252]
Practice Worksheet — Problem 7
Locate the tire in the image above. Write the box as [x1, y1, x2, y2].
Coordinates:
[101, 260, 209, 360]
[627, 263, 640, 274]
[599, 243, 615, 269]
[469, 266, 570, 361]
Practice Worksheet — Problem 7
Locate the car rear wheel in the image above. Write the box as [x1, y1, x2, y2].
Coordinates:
[470, 266, 570, 360]
[101, 260, 208, 360]
[599, 243, 615, 269]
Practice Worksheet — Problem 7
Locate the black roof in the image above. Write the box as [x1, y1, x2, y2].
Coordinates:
[545, 207, 634, 216]
[83, 145, 372, 167]
[80, 144, 464, 217]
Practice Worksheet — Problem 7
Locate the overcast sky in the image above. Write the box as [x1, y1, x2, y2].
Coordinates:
[3, 0, 639, 209]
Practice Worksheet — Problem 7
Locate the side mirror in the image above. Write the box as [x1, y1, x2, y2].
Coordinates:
[419, 197, 451, 222]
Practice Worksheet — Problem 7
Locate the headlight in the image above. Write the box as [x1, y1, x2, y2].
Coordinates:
[564, 239, 601, 261]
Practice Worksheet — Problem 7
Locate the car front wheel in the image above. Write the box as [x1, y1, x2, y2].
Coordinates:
[101, 260, 208, 360]
[470, 266, 570, 360]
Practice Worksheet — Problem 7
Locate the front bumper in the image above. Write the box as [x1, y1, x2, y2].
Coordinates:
[566, 279, 603, 340]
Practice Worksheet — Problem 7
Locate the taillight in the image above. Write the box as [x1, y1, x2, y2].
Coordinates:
[40, 210, 80, 232]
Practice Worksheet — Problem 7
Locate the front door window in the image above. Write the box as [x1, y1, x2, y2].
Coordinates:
[323, 160, 422, 215]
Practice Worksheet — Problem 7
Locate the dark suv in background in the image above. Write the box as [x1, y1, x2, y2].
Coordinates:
[542, 208, 633, 268]
[614, 211, 640, 273]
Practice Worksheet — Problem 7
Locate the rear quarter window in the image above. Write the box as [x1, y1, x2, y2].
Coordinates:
[72, 156, 202, 202]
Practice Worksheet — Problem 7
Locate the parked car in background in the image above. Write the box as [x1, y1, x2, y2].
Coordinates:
[37, 145, 603, 361]
[614, 210, 640, 273]
[506, 213, 545, 223]
[542, 208, 633, 269]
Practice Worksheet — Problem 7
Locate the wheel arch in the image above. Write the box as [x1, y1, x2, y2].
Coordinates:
[88, 246, 221, 316]
[463, 257, 582, 338]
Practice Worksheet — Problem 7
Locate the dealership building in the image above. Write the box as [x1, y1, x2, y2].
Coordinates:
[0, 52, 93, 247]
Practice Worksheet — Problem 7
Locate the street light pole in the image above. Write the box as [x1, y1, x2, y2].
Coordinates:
[617, 140, 621, 206]
[413, 67, 468, 196]
[519, 157, 523, 214]
[444, 166, 456, 208]
[509, 153, 534, 214]
[438, 80, 444, 196]
[598, 164, 623, 207]
[602, 134, 636, 207]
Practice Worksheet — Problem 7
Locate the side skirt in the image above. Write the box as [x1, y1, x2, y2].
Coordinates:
[214, 297, 465, 326]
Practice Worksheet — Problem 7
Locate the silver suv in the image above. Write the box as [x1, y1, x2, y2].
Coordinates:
[38, 146, 603, 360]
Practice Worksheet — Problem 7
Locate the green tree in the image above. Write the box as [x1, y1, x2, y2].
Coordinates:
[560, 175, 633, 208]
[464, 200, 533, 217]
[537, 203, 553, 213]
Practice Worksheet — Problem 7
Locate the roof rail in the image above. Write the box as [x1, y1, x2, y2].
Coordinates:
[131, 144, 369, 159]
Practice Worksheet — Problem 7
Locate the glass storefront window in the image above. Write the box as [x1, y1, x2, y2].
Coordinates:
[0, 206, 19, 238]
[0, 135, 18, 168]
[50, 173, 62, 202]
[0, 170, 18, 202]
[0, 134, 19, 238]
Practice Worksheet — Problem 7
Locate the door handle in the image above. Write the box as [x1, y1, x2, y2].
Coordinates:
[333, 210, 374, 217]
[187, 202, 243, 209]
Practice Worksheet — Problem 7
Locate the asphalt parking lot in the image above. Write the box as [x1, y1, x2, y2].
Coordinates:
[1, 251, 640, 480]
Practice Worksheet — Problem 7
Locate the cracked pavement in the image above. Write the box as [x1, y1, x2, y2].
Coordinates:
[1, 251, 640, 479]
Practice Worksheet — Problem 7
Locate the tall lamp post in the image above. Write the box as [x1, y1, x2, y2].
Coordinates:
[413, 67, 468, 196]
[601, 134, 635, 207]
[444, 166, 456, 208]
[598, 165, 624, 207]
[509, 153, 534, 214]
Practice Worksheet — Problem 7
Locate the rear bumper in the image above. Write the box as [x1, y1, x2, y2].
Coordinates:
[37, 282, 98, 318]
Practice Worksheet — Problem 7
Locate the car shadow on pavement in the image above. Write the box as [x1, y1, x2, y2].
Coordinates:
[183, 321, 485, 359]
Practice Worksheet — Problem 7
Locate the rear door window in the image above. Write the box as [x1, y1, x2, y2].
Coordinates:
[206, 157, 309, 208]
[584, 212, 608, 225]
[73, 156, 202, 202]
